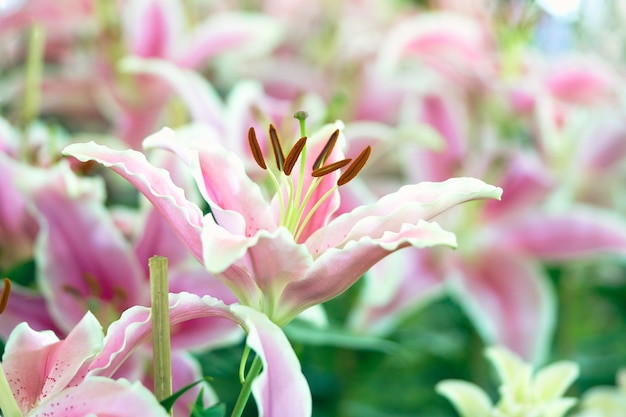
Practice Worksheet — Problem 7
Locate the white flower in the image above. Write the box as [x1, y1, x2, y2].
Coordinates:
[437, 346, 579, 417]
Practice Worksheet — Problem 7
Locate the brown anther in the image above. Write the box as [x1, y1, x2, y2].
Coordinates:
[0, 278, 11, 314]
[283, 137, 307, 176]
[269, 124, 285, 171]
[62, 284, 82, 298]
[113, 286, 128, 302]
[312, 158, 352, 177]
[248, 127, 267, 170]
[337, 146, 371, 186]
[313, 129, 340, 170]
[84, 272, 102, 297]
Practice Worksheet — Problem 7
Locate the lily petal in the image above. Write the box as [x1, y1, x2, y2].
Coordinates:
[497, 207, 626, 260]
[277, 220, 457, 324]
[120, 57, 226, 129]
[436, 380, 493, 417]
[89, 293, 310, 417]
[31, 376, 170, 417]
[30, 165, 146, 331]
[3, 312, 103, 413]
[231, 304, 312, 417]
[448, 251, 555, 362]
[306, 177, 502, 253]
[63, 139, 205, 262]
[143, 126, 275, 232]
[175, 12, 283, 68]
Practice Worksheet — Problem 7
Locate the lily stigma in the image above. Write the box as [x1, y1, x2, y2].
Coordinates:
[247, 113, 371, 243]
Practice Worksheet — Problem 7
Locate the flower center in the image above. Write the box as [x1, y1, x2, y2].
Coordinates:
[248, 114, 371, 242]
[62, 273, 127, 330]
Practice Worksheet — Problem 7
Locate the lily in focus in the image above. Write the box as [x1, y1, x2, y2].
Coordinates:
[63, 115, 502, 326]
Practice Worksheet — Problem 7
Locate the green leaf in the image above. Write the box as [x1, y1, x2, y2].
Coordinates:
[190, 388, 226, 417]
[284, 321, 400, 354]
[160, 378, 211, 412]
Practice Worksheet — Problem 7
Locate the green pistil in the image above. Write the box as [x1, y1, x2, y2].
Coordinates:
[294, 111, 309, 137]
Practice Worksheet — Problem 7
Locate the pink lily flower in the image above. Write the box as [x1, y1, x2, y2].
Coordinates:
[0, 311, 169, 417]
[88, 292, 312, 417]
[63, 123, 502, 326]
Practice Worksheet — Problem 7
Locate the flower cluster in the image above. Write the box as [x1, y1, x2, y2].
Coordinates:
[1, 0, 626, 416]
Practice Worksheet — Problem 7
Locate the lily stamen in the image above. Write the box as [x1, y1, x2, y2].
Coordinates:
[0, 278, 11, 314]
[246, 122, 372, 240]
[338, 146, 371, 186]
[268, 124, 285, 171]
[283, 136, 307, 176]
[248, 127, 267, 170]
[312, 129, 339, 170]
[312, 158, 352, 177]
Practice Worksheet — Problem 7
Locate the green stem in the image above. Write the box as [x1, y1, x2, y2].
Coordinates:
[21, 23, 45, 152]
[230, 355, 263, 417]
[0, 362, 23, 417]
[149, 256, 172, 412]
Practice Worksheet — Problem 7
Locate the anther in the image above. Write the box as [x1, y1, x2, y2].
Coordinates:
[269, 124, 285, 171]
[248, 127, 267, 169]
[313, 129, 340, 170]
[312, 158, 352, 177]
[283, 136, 307, 176]
[0, 278, 11, 314]
[84, 273, 102, 298]
[337, 146, 371, 186]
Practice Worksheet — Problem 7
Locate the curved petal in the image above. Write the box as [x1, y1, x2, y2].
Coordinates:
[448, 251, 555, 362]
[533, 361, 579, 401]
[231, 304, 312, 417]
[120, 57, 226, 129]
[32, 376, 170, 417]
[496, 207, 626, 260]
[143, 126, 275, 232]
[436, 380, 493, 417]
[121, 0, 183, 59]
[306, 177, 502, 253]
[62, 139, 205, 262]
[174, 12, 283, 68]
[31, 167, 147, 331]
[203, 225, 312, 309]
[168, 263, 244, 351]
[88, 293, 311, 417]
[277, 220, 457, 325]
[88, 293, 242, 377]
[3, 312, 103, 413]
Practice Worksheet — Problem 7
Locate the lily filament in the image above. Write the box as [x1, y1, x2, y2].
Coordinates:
[248, 124, 371, 242]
